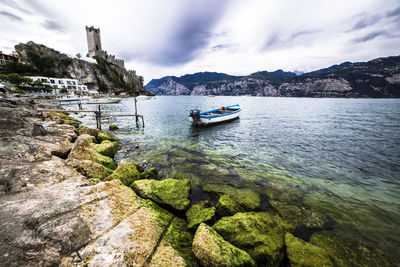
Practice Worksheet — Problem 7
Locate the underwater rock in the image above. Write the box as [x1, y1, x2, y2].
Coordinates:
[192, 223, 256, 267]
[150, 217, 195, 266]
[97, 131, 117, 143]
[132, 179, 191, 211]
[139, 167, 158, 179]
[94, 140, 118, 158]
[212, 212, 295, 265]
[186, 200, 216, 230]
[106, 162, 142, 186]
[203, 183, 260, 215]
[109, 124, 119, 131]
[285, 232, 334, 267]
[78, 126, 100, 137]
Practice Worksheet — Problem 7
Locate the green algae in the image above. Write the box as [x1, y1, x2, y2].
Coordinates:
[139, 167, 158, 179]
[132, 179, 191, 211]
[97, 131, 117, 143]
[186, 201, 215, 230]
[106, 162, 142, 186]
[193, 223, 256, 267]
[93, 140, 118, 158]
[70, 159, 113, 180]
[91, 152, 116, 170]
[78, 126, 100, 137]
[285, 232, 334, 267]
[109, 124, 119, 131]
[212, 212, 295, 265]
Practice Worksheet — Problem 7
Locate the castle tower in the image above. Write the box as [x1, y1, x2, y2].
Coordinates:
[86, 26, 103, 57]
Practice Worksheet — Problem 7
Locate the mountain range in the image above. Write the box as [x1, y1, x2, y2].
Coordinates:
[145, 55, 400, 97]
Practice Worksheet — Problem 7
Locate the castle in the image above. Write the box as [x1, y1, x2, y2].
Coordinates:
[85, 26, 125, 68]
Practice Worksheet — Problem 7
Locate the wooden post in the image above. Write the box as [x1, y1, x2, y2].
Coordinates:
[134, 96, 139, 127]
[96, 105, 102, 130]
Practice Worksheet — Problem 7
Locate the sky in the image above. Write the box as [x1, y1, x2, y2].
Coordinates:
[1, 0, 400, 83]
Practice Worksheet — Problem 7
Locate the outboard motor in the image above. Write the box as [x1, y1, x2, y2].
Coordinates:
[190, 109, 201, 126]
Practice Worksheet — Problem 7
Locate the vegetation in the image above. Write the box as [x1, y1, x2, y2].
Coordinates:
[93, 56, 133, 91]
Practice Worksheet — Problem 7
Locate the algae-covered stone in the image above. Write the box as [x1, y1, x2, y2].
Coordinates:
[203, 183, 260, 215]
[109, 124, 119, 131]
[68, 159, 113, 180]
[139, 167, 158, 180]
[186, 201, 215, 230]
[60, 114, 81, 128]
[94, 140, 118, 158]
[91, 152, 116, 170]
[212, 212, 295, 265]
[78, 126, 100, 137]
[192, 223, 256, 267]
[132, 179, 191, 211]
[285, 233, 334, 267]
[97, 131, 117, 143]
[150, 217, 195, 266]
[106, 162, 141, 186]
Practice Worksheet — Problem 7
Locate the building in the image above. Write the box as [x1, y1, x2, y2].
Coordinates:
[0, 51, 17, 65]
[85, 26, 125, 68]
[29, 76, 98, 95]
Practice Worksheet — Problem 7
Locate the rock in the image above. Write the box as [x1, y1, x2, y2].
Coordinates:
[285, 233, 334, 267]
[192, 223, 256, 267]
[139, 167, 158, 179]
[149, 217, 195, 266]
[203, 183, 260, 215]
[186, 200, 215, 230]
[68, 159, 113, 180]
[68, 134, 116, 170]
[109, 124, 119, 131]
[132, 179, 191, 211]
[212, 212, 295, 265]
[106, 162, 142, 186]
[97, 131, 117, 143]
[78, 126, 100, 137]
[93, 140, 118, 158]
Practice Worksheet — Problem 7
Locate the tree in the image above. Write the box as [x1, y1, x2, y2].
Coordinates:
[76, 53, 82, 59]
[138, 76, 144, 86]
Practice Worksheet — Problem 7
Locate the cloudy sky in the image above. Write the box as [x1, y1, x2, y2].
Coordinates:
[1, 0, 399, 83]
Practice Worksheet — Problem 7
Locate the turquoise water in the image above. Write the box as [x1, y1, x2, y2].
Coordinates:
[69, 96, 400, 264]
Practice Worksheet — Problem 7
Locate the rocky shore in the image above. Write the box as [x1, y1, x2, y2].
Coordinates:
[0, 94, 395, 266]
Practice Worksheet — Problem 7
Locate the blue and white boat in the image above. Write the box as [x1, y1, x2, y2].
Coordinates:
[189, 104, 241, 126]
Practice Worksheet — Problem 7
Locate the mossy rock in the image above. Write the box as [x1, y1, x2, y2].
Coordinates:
[192, 223, 256, 267]
[69, 159, 113, 180]
[78, 126, 100, 137]
[109, 124, 119, 131]
[91, 152, 116, 170]
[60, 113, 81, 128]
[132, 179, 191, 211]
[106, 162, 142, 186]
[139, 167, 158, 179]
[97, 131, 117, 143]
[203, 183, 260, 214]
[212, 212, 295, 265]
[186, 201, 216, 230]
[285, 233, 334, 267]
[93, 140, 118, 158]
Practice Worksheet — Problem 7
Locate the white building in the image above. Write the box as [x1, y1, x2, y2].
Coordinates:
[29, 76, 97, 95]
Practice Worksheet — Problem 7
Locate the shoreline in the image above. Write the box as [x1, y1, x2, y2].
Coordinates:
[0, 93, 397, 266]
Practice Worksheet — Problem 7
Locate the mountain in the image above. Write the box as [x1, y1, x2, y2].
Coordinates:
[145, 56, 400, 98]
[0, 41, 151, 96]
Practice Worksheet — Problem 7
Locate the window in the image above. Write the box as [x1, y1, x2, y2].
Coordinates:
[50, 79, 55, 84]
[59, 80, 64, 84]
[41, 79, 47, 83]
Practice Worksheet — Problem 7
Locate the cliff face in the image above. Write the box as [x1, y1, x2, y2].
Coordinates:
[13, 42, 151, 95]
[146, 56, 400, 97]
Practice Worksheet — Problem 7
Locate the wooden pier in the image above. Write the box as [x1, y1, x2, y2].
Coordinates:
[38, 98, 144, 130]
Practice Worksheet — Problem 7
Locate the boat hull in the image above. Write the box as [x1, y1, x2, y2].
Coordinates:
[87, 98, 121, 104]
[188, 104, 241, 126]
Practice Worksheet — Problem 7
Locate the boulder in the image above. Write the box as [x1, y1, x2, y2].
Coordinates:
[93, 140, 118, 158]
[285, 233, 334, 267]
[97, 131, 117, 143]
[203, 183, 260, 215]
[132, 179, 191, 211]
[106, 162, 142, 186]
[78, 126, 100, 137]
[186, 201, 215, 230]
[68, 159, 113, 180]
[109, 124, 119, 131]
[139, 167, 158, 179]
[192, 223, 256, 267]
[212, 212, 295, 265]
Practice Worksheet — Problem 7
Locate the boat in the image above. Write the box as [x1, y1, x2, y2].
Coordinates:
[136, 95, 153, 100]
[87, 97, 121, 104]
[207, 95, 215, 97]
[188, 104, 241, 126]
[58, 96, 89, 102]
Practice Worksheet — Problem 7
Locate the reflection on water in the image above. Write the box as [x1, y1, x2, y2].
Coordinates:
[67, 96, 400, 263]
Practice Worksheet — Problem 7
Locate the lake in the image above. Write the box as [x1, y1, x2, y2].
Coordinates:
[69, 96, 400, 265]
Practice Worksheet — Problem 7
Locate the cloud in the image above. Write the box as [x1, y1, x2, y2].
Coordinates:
[386, 6, 400, 18]
[42, 20, 65, 33]
[353, 31, 387, 43]
[0, 0, 32, 14]
[0, 10, 22, 21]
[351, 14, 382, 30]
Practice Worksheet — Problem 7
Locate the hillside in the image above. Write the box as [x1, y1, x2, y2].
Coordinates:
[0, 41, 151, 96]
[146, 56, 400, 97]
